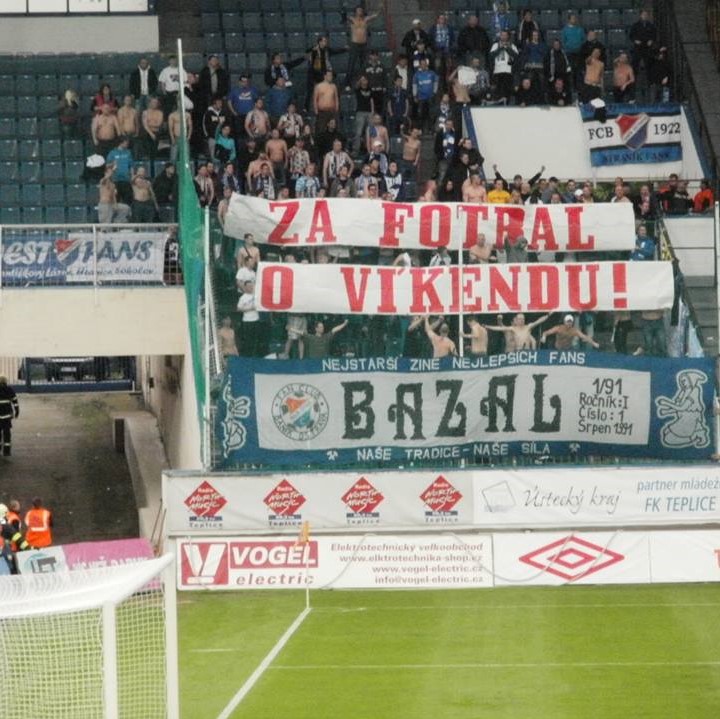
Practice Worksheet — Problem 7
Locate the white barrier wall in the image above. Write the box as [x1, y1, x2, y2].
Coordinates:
[163, 466, 720, 535]
[663, 216, 715, 280]
[468, 106, 704, 181]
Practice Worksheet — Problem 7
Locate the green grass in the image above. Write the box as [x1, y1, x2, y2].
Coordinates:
[179, 584, 720, 719]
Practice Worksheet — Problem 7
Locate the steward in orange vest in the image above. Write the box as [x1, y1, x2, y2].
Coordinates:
[24, 497, 53, 549]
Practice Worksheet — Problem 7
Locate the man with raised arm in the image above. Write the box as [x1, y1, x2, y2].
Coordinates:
[485, 313, 549, 351]
[541, 314, 600, 350]
[424, 316, 457, 358]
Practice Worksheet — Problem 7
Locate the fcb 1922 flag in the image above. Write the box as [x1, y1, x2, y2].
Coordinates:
[583, 103, 683, 167]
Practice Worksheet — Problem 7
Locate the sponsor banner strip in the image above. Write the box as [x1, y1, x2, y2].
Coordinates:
[175, 530, 720, 590]
[177, 534, 494, 590]
[254, 261, 674, 315]
[215, 354, 714, 468]
[224, 195, 637, 252]
[164, 464, 720, 537]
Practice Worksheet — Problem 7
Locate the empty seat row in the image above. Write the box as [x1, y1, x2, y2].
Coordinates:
[0, 158, 174, 184]
[203, 11, 346, 34]
[0, 183, 97, 207]
[0, 205, 176, 225]
[200, 0, 346, 12]
[205, 30, 388, 55]
[0, 139, 91, 161]
[0, 74, 131, 97]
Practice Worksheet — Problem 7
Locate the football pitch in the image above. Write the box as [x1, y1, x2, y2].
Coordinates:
[179, 584, 720, 719]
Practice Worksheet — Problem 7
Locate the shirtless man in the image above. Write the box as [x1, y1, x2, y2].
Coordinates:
[346, 4, 380, 89]
[425, 315, 457, 358]
[97, 165, 130, 223]
[265, 129, 288, 187]
[468, 233, 497, 264]
[244, 97, 270, 141]
[582, 48, 605, 102]
[462, 317, 489, 356]
[168, 104, 192, 162]
[91, 104, 121, 157]
[462, 173, 487, 203]
[541, 314, 600, 350]
[236, 232, 261, 271]
[141, 97, 164, 159]
[218, 317, 239, 358]
[313, 70, 339, 134]
[131, 166, 158, 223]
[246, 152, 274, 189]
[117, 95, 139, 138]
[402, 127, 422, 176]
[485, 313, 548, 351]
[449, 67, 471, 105]
[366, 114, 389, 155]
[612, 52, 635, 102]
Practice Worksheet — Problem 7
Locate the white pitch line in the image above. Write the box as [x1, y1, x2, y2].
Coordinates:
[312, 602, 720, 612]
[190, 648, 242, 654]
[216, 607, 311, 719]
[271, 660, 720, 671]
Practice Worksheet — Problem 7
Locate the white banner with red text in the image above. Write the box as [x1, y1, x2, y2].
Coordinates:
[163, 466, 720, 536]
[174, 530, 720, 589]
[224, 195, 636, 252]
[176, 533, 493, 590]
[255, 261, 674, 315]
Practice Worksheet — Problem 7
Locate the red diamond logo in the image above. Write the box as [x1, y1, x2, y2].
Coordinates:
[264, 479, 306, 516]
[519, 535, 625, 581]
[420, 475, 462, 513]
[184, 481, 227, 518]
[342, 477, 384, 514]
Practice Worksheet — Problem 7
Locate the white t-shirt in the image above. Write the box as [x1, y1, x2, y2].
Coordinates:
[235, 267, 256, 286]
[237, 292, 259, 322]
[158, 65, 186, 93]
[490, 43, 518, 75]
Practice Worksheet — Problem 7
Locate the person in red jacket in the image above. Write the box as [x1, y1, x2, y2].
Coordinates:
[693, 179, 714, 213]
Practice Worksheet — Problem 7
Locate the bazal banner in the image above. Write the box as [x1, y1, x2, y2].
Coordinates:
[583, 104, 683, 166]
[0, 231, 166, 285]
[224, 195, 636, 251]
[215, 353, 715, 467]
[255, 261, 674, 315]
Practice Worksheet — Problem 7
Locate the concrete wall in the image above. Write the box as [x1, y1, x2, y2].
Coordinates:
[0, 15, 158, 53]
[136, 345, 202, 471]
[0, 287, 186, 357]
[664, 216, 715, 281]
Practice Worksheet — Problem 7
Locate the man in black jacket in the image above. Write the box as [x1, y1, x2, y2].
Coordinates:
[456, 15, 490, 65]
[629, 9, 658, 78]
[198, 55, 230, 110]
[129, 57, 158, 112]
[0, 376, 18, 458]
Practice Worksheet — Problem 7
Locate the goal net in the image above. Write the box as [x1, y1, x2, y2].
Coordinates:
[0, 554, 178, 719]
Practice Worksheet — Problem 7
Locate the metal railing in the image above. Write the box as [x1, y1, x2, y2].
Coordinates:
[0, 223, 181, 293]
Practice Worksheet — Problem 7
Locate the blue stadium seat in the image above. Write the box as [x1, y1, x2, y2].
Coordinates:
[200, 0, 220, 10]
[66, 183, 88, 205]
[14, 75, 37, 96]
[287, 33, 308, 53]
[58, 75, 80, 93]
[18, 140, 40, 161]
[221, 13, 242, 32]
[538, 10, 560, 29]
[281, 0, 298, 9]
[219, 0, 240, 9]
[0, 207, 21, 224]
[329, 31, 346, 48]
[305, 12, 324, 32]
[38, 96, 60, 119]
[21, 207, 45, 225]
[67, 205, 88, 223]
[608, 28, 628, 49]
[41, 139, 63, 161]
[42, 161, 64, 182]
[19, 161, 41, 183]
[592, 28, 606, 43]
[603, 9, 622, 28]
[283, 13, 305, 32]
[593, 0, 611, 7]
[86, 184, 99, 207]
[0, 161, 17, 183]
[242, 0, 263, 9]
[0, 57, 17, 74]
[63, 160, 85, 181]
[43, 183, 66, 205]
[63, 139, 85, 159]
[0, 118, 15, 139]
[263, 0, 281, 10]
[204, 33, 225, 54]
[202, 13, 222, 33]
[21, 183, 44, 206]
[242, 13, 264, 32]
[546, 29, 561, 45]
[0, 97, 17, 117]
[322, 0, 343, 10]
[0, 76, 14, 96]
[80, 74, 100, 96]
[40, 114, 63, 138]
[37, 75, 59, 96]
[17, 118, 39, 138]
[370, 31, 388, 50]
[582, 9, 601, 26]
[0, 185, 19, 205]
[16, 96, 38, 117]
[44, 206, 67, 224]
[226, 53, 248, 74]
[247, 53, 268, 73]
[224, 34, 246, 53]
[184, 53, 206, 73]
[324, 11, 344, 30]
[0, 140, 18, 160]
[265, 33, 287, 52]
[301, 0, 322, 9]
[620, 10, 636, 26]
[244, 34, 267, 53]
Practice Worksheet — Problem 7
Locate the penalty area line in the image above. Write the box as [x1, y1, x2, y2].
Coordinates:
[216, 607, 311, 719]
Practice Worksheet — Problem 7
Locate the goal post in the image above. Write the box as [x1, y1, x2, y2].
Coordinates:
[0, 554, 178, 719]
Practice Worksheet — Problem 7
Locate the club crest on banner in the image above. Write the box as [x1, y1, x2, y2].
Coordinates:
[654, 370, 710, 449]
[271, 382, 330, 441]
[615, 113, 650, 150]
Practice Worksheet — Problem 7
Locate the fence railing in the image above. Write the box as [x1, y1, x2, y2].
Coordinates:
[0, 223, 181, 291]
